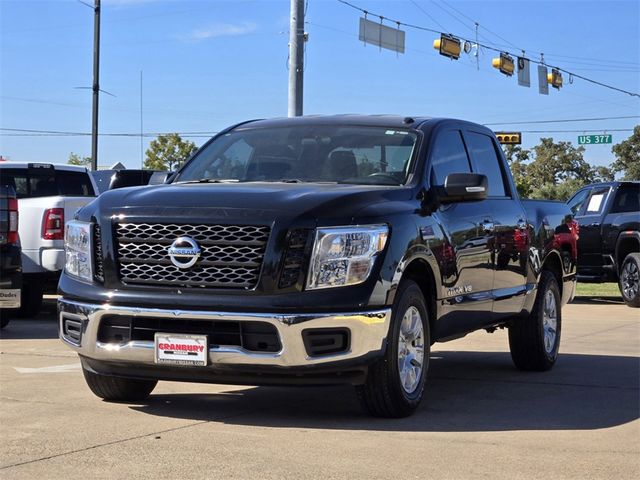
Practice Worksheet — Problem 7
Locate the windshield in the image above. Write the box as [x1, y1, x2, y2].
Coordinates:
[177, 125, 419, 185]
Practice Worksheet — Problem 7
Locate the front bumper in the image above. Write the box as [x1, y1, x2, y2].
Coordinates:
[58, 298, 391, 382]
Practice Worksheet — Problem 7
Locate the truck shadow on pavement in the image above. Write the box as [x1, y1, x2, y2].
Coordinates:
[130, 351, 639, 432]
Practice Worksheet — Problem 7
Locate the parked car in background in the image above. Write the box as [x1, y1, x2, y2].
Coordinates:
[0, 163, 98, 317]
[0, 185, 22, 328]
[59, 115, 578, 417]
[567, 181, 640, 307]
[91, 169, 165, 193]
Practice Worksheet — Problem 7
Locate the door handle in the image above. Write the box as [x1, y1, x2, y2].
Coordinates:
[482, 221, 495, 233]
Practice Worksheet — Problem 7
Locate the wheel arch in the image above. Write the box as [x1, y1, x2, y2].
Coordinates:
[615, 232, 640, 275]
[397, 258, 438, 339]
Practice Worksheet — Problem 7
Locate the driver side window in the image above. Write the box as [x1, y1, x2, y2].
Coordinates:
[429, 130, 472, 186]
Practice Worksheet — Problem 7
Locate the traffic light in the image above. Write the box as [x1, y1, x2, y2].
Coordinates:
[492, 53, 515, 76]
[547, 68, 563, 89]
[433, 34, 461, 60]
[495, 132, 522, 145]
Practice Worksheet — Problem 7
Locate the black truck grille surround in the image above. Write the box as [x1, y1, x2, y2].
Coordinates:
[93, 223, 104, 283]
[279, 229, 311, 289]
[97, 316, 281, 353]
[115, 223, 270, 289]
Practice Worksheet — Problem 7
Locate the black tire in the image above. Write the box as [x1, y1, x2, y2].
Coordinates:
[619, 253, 640, 308]
[356, 280, 430, 418]
[509, 270, 561, 371]
[0, 312, 10, 329]
[82, 366, 157, 402]
[17, 280, 43, 318]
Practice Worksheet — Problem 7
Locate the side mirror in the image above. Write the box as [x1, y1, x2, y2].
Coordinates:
[441, 173, 488, 203]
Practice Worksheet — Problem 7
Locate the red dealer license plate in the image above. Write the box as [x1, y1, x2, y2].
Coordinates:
[154, 333, 208, 366]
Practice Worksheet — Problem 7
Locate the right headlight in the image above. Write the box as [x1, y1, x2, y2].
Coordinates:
[64, 220, 93, 282]
[306, 225, 389, 290]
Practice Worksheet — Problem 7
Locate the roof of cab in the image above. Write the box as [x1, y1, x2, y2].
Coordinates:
[232, 114, 493, 135]
[0, 162, 89, 172]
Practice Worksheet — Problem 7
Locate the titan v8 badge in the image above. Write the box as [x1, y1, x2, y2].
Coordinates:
[447, 285, 472, 297]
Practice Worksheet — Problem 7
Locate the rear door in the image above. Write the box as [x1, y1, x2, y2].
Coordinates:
[463, 129, 528, 317]
[426, 128, 496, 339]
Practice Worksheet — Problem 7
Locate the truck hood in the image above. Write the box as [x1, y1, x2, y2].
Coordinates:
[90, 182, 413, 224]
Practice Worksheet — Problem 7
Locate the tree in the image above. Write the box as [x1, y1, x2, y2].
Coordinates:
[611, 125, 640, 180]
[144, 133, 197, 171]
[68, 152, 91, 167]
[502, 145, 532, 198]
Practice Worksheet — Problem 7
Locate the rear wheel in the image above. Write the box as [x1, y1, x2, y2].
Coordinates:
[82, 365, 157, 402]
[619, 253, 640, 308]
[356, 280, 430, 418]
[509, 270, 561, 371]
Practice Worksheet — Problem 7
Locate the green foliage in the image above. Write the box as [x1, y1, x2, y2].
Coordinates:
[611, 125, 640, 180]
[144, 133, 197, 171]
[501, 138, 618, 202]
[67, 152, 91, 167]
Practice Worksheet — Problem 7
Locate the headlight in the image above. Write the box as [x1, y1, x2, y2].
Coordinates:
[306, 225, 389, 290]
[64, 221, 93, 282]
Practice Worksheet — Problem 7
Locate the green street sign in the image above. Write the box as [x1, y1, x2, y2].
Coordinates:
[578, 134, 612, 145]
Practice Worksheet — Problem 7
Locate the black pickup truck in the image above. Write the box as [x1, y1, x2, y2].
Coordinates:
[1, 185, 22, 328]
[567, 181, 640, 307]
[59, 116, 578, 417]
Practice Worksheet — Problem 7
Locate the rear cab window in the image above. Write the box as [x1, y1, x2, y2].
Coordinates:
[0, 167, 96, 199]
[610, 184, 640, 213]
[464, 131, 508, 197]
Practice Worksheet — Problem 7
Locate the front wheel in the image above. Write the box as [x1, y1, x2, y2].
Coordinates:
[82, 365, 157, 402]
[619, 253, 640, 308]
[356, 280, 430, 418]
[509, 270, 561, 371]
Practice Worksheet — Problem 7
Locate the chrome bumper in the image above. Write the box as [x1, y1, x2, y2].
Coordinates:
[58, 298, 391, 368]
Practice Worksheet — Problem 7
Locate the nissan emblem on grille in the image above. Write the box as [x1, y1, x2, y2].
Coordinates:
[167, 237, 201, 268]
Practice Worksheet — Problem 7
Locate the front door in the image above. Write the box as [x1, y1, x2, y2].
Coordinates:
[425, 128, 495, 340]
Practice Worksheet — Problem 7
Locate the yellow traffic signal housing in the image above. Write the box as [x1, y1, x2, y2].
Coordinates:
[495, 132, 522, 145]
[492, 53, 515, 76]
[547, 68, 563, 89]
[433, 34, 461, 60]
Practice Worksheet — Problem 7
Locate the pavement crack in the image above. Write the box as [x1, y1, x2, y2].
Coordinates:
[0, 408, 256, 471]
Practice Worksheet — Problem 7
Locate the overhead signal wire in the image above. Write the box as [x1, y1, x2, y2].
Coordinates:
[336, 0, 640, 98]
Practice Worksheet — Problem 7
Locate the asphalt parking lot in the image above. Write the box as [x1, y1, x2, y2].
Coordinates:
[1, 296, 638, 480]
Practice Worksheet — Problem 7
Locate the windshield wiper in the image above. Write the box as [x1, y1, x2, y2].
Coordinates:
[177, 178, 240, 184]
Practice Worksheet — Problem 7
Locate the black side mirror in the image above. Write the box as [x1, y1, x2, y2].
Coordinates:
[441, 173, 488, 203]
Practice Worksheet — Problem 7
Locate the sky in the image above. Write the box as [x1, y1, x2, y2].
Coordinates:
[1, 0, 638, 170]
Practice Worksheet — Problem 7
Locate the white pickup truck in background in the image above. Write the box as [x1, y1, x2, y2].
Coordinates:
[0, 163, 98, 316]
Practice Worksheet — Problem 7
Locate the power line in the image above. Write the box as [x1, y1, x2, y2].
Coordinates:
[0, 128, 217, 138]
[518, 128, 633, 133]
[336, 0, 640, 98]
[484, 115, 640, 126]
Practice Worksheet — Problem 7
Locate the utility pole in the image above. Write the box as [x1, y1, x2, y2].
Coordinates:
[91, 0, 101, 171]
[288, 0, 305, 117]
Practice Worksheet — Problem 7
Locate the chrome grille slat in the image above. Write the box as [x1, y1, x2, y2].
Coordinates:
[115, 223, 269, 289]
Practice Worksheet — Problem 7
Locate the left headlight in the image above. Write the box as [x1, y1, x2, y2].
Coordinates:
[64, 220, 93, 282]
[306, 225, 389, 290]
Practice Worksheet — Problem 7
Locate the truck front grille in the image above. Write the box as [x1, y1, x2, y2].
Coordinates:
[114, 223, 270, 289]
[97, 316, 281, 353]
